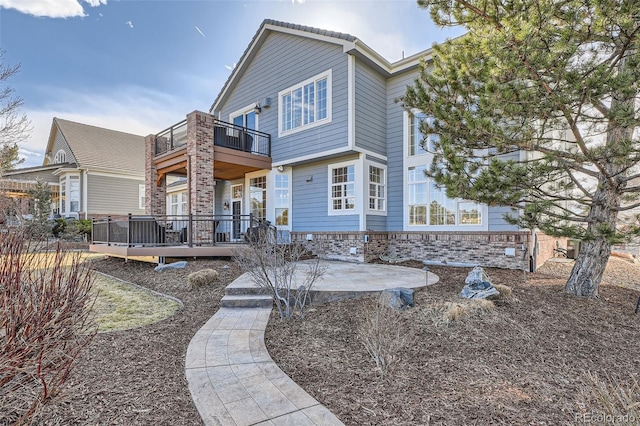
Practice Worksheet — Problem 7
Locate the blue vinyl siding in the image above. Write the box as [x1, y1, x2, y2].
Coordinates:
[365, 214, 386, 231]
[217, 32, 350, 164]
[386, 70, 416, 231]
[488, 206, 520, 231]
[354, 59, 387, 156]
[291, 157, 359, 231]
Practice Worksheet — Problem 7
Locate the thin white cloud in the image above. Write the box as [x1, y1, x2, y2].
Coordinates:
[0, 0, 106, 18]
[195, 26, 205, 38]
[83, 0, 107, 6]
[291, 0, 305, 3]
[126, 20, 133, 28]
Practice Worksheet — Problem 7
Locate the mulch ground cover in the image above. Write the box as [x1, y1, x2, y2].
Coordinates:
[33, 255, 640, 425]
[265, 261, 640, 425]
[34, 257, 241, 426]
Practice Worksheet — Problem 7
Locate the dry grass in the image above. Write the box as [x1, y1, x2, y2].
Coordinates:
[581, 371, 640, 421]
[91, 273, 181, 333]
[187, 268, 219, 289]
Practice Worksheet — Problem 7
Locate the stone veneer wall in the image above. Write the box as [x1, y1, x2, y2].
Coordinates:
[290, 231, 559, 270]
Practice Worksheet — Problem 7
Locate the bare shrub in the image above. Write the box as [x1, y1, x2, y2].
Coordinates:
[187, 268, 219, 289]
[0, 229, 97, 425]
[233, 226, 325, 319]
[581, 372, 640, 420]
[356, 297, 407, 378]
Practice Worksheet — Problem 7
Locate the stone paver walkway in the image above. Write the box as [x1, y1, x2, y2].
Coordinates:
[186, 260, 439, 425]
[185, 307, 343, 425]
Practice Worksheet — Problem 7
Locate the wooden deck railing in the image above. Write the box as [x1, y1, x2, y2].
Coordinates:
[91, 214, 268, 247]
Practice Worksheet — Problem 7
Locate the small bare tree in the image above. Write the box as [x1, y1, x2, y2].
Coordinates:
[0, 49, 31, 173]
[0, 229, 97, 425]
[356, 297, 407, 378]
[233, 226, 325, 319]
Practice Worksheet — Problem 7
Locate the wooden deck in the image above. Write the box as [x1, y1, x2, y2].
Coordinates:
[89, 243, 239, 260]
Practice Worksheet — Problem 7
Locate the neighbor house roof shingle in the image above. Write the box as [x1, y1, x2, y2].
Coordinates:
[53, 118, 145, 173]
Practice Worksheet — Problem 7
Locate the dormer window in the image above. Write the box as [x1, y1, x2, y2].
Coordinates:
[54, 150, 67, 164]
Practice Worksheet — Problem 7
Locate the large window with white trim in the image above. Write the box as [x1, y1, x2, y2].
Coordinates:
[279, 70, 331, 136]
[330, 164, 355, 212]
[405, 109, 484, 228]
[407, 166, 481, 226]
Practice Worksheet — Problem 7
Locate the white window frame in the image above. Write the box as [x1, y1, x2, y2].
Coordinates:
[403, 110, 487, 231]
[273, 168, 291, 229]
[328, 160, 358, 216]
[247, 173, 268, 221]
[278, 69, 332, 138]
[229, 103, 259, 130]
[366, 163, 386, 215]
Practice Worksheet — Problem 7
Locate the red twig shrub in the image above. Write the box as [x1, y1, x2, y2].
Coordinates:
[0, 229, 97, 425]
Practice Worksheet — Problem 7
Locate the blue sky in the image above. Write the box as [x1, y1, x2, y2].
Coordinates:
[0, 0, 464, 167]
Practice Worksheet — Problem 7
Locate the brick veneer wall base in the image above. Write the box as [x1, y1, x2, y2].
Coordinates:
[291, 231, 558, 270]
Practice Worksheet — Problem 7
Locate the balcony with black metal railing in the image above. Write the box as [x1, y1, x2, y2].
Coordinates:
[154, 118, 271, 158]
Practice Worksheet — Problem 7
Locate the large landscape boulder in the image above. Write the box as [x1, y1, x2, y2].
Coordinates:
[380, 287, 414, 310]
[155, 261, 188, 272]
[459, 266, 499, 299]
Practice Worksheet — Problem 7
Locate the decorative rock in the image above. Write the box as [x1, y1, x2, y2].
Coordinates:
[155, 261, 188, 272]
[459, 266, 499, 299]
[380, 287, 414, 310]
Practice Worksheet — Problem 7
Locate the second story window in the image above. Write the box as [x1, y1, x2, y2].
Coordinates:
[279, 70, 331, 137]
[409, 112, 437, 156]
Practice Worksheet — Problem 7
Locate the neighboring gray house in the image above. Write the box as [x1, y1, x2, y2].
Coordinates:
[2, 118, 146, 220]
[142, 19, 560, 269]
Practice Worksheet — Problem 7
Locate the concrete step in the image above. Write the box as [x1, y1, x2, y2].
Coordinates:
[220, 294, 273, 308]
[225, 286, 270, 296]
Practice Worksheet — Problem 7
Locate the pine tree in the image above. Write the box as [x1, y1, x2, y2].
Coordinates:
[403, 0, 640, 297]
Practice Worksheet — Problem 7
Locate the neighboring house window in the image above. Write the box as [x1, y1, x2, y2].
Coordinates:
[69, 176, 80, 212]
[409, 112, 436, 156]
[168, 192, 187, 216]
[368, 165, 385, 212]
[279, 70, 331, 136]
[60, 180, 66, 214]
[274, 174, 289, 226]
[54, 150, 66, 164]
[249, 176, 266, 220]
[139, 184, 146, 210]
[330, 164, 355, 212]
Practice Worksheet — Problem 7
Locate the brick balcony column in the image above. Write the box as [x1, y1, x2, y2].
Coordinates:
[186, 110, 215, 216]
[145, 134, 166, 215]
